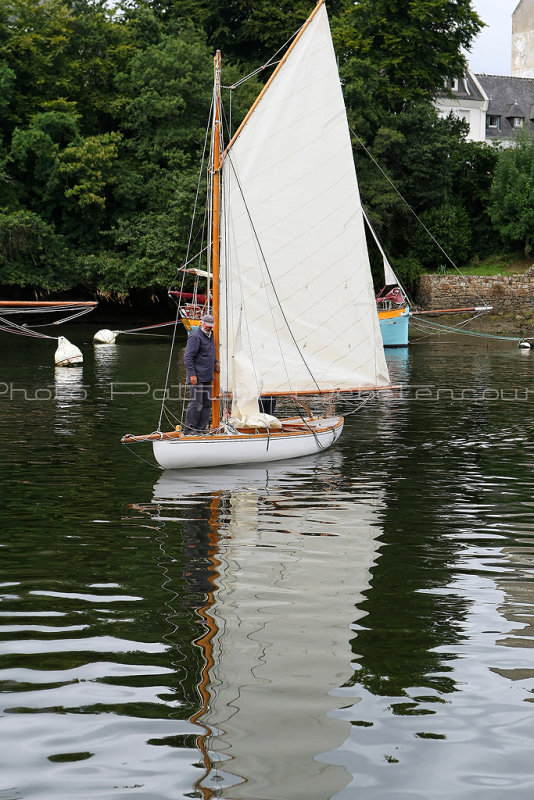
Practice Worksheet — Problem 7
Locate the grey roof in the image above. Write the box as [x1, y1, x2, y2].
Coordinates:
[441, 73, 485, 102]
[476, 73, 534, 139]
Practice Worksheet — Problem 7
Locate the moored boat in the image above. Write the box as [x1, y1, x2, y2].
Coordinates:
[121, 0, 391, 469]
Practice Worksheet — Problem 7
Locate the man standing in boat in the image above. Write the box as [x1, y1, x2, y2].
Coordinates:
[183, 314, 219, 433]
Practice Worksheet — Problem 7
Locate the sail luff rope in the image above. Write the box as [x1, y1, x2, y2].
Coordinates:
[218, 139, 230, 417]
[220, 96, 292, 411]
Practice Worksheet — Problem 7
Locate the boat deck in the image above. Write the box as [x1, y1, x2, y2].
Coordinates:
[121, 416, 341, 444]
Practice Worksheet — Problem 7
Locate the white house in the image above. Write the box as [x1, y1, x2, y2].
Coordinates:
[434, 1, 534, 146]
[434, 70, 488, 141]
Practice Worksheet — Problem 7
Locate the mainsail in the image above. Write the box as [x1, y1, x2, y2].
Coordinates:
[219, 2, 389, 395]
[121, 0, 390, 470]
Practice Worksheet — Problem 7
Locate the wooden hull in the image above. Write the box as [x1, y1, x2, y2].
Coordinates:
[378, 306, 410, 347]
[123, 417, 344, 470]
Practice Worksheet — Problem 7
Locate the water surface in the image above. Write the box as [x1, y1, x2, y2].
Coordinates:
[1, 327, 533, 799]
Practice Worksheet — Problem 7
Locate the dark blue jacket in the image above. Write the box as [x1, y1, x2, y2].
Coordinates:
[184, 326, 217, 383]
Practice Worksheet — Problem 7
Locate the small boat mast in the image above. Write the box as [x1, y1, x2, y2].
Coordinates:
[211, 50, 222, 428]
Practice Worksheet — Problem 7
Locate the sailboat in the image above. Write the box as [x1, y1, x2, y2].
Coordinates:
[122, 0, 390, 470]
[367, 216, 493, 347]
[168, 268, 210, 333]
[362, 210, 411, 347]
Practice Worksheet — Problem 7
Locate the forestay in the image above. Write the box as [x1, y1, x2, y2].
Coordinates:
[219, 2, 390, 395]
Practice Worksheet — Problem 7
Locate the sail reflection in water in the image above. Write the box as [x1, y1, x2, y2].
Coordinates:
[151, 453, 384, 799]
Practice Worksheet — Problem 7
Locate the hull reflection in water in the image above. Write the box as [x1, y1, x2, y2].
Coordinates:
[152, 454, 383, 799]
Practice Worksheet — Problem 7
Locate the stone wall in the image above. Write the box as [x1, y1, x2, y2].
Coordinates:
[416, 268, 534, 312]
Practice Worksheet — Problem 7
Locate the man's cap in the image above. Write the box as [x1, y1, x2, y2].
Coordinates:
[201, 314, 215, 327]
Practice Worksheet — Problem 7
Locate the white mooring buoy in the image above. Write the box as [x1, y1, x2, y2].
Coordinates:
[54, 336, 83, 366]
[519, 341, 531, 351]
[93, 329, 119, 344]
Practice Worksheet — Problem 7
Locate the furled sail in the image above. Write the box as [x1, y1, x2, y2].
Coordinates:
[230, 314, 282, 429]
[219, 2, 389, 395]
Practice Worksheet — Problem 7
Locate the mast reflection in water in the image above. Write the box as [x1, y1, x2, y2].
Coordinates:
[149, 453, 384, 799]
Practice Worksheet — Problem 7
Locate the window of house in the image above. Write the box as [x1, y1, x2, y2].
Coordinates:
[486, 115, 501, 130]
[512, 117, 524, 128]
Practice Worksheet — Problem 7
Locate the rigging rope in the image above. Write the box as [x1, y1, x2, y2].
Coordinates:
[122, 441, 163, 469]
[409, 315, 531, 344]
[156, 95, 218, 432]
[0, 316, 57, 340]
[224, 150, 323, 398]
[351, 128, 489, 309]
[221, 10, 307, 92]
[0, 303, 95, 331]
[167, 94, 215, 304]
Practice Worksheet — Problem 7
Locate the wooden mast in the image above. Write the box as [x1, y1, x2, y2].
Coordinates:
[211, 51, 222, 428]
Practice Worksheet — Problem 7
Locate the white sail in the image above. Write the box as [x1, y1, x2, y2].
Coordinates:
[122, 1, 387, 469]
[383, 255, 400, 288]
[219, 2, 389, 395]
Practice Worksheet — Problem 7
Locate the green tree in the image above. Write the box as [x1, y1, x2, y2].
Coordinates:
[64, 0, 135, 134]
[0, 60, 15, 140]
[0, 208, 69, 287]
[0, 0, 82, 136]
[452, 138, 500, 258]
[103, 26, 260, 292]
[58, 132, 122, 210]
[8, 108, 121, 237]
[355, 105, 477, 272]
[411, 202, 472, 270]
[0, 0, 501, 295]
[489, 131, 534, 256]
[158, 0, 345, 63]
[337, 0, 483, 113]
[0, 0, 133, 137]
[9, 111, 76, 216]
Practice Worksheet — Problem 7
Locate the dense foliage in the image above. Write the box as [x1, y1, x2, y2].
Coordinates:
[489, 129, 534, 256]
[0, 0, 525, 298]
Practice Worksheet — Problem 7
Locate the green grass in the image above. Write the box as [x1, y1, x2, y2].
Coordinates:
[442, 254, 533, 277]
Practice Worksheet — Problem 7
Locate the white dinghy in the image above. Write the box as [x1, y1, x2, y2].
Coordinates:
[122, 0, 390, 469]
